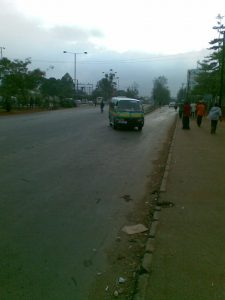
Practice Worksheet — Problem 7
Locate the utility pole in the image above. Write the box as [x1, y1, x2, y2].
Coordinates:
[219, 31, 225, 107]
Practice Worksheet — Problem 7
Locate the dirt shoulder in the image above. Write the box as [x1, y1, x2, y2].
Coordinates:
[88, 122, 176, 300]
[0, 108, 50, 116]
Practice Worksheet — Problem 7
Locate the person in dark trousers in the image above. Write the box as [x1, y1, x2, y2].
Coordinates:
[100, 101, 105, 113]
[208, 103, 222, 134]
[179, 102, 184, 119]
[182, 102, 191, 129]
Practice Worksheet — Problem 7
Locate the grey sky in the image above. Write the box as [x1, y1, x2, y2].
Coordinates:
[0, 0, 223, 96]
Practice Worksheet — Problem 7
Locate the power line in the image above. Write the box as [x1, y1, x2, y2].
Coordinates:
[31, 53, 202, 65]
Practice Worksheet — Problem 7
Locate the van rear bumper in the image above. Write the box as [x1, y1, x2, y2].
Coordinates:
[115, 117, 144, 127]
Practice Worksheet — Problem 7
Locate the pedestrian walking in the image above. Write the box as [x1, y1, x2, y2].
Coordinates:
[208, 103, 222, 134]
[196, 101, 206, 127]
[100, 100, 105, 113]
[182, 101, 191, 129]
[174, 103, 178, 111]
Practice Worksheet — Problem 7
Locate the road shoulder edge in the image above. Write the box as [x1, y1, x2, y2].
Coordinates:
[133, 114, 178, 300]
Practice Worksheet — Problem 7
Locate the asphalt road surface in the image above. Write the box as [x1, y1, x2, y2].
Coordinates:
[0, 106, 176, 299]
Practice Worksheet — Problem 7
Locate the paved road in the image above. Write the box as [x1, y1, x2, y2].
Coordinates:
[0, 106, 176, 299]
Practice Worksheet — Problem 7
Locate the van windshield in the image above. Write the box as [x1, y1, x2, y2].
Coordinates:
[117, 100, 142, 112]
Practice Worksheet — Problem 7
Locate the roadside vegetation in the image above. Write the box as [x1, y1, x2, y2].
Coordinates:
[176, 14, 225, 110]
[0, 56, 172, 114]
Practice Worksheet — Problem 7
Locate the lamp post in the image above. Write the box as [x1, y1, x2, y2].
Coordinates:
[63, 51, 87, 92]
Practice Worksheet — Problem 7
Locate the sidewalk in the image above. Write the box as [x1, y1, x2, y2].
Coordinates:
[143, 116, 225, 300]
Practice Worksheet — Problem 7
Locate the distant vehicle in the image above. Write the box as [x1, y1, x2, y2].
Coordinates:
[109, 96, 144, 130]
[75, 100, 81, 105]
[169, 101, 176, 108]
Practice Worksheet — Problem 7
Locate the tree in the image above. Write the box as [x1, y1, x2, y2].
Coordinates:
[151, 76, 171, 106]
[0, 57, 45, 111]
[126, 82, 139, 98]
[94, 70, 117, 101]
[192, 14, 225, 103]
[40, 77, 60, 97]
[40, 73, 75, 99]
[39, 73, 76, 108]
[59, 73, 74, 98]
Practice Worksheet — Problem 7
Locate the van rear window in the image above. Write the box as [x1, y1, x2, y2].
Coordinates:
[117, 100, 142, 111]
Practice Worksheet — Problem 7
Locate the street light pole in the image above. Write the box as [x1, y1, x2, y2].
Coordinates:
[63, 50, 87, 92]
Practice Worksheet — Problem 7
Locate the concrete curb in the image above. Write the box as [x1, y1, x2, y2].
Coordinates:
[133, 116, 178, 300]
[160, 119, 177, 192]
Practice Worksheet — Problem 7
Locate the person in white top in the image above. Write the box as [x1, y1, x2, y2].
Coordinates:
[208, 103, 222, 134]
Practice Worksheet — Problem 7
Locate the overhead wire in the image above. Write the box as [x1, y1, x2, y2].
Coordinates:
[31, 52, 200, 65]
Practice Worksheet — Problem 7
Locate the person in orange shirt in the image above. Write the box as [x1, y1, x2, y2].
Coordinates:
[196, 101, 206, 127]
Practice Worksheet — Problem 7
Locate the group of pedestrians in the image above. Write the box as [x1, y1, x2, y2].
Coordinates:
[179, 101, 222, 134]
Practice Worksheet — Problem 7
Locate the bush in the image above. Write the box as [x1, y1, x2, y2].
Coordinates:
[60, 98, 75, 108]
[2, 97, 12, 112]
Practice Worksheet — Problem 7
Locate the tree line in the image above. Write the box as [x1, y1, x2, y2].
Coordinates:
[0, 57, 172, 113]
[177, 14, 225, 108]
[0, 58, 81, 111]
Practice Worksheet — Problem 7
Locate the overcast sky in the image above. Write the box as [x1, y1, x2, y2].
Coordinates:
[1, 0, 224, 96]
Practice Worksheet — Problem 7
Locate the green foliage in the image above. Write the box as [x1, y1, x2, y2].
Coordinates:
[116, 90, 127, 96]
[40, 73, 74, 99]
[0, 57, 45, 111]
[0, 57, 77, 111]
[60, 98, 75, 108]
[59, 73, 74, 98]
[2, 96, 12, 112]
[152, 76, 171, 106]
[40, 77, 60, 97]
[94, 71, 117, 101]
[192, 14, 225, 101]
[126, 82, 139, 98]
[0, 58, 45, 95]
